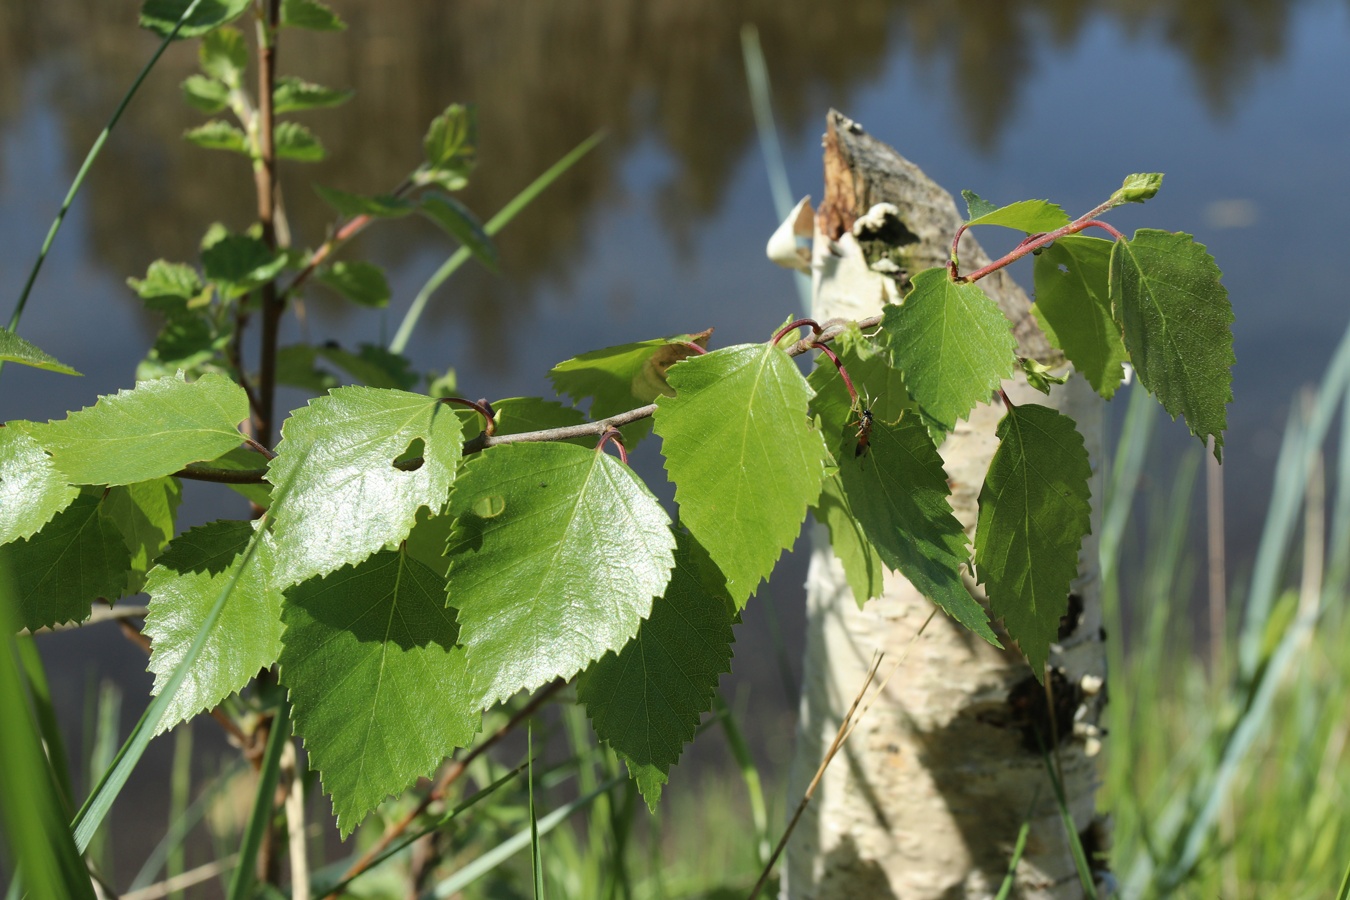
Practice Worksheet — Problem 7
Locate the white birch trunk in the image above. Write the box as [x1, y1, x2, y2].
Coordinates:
[782, 111, 1110, 899]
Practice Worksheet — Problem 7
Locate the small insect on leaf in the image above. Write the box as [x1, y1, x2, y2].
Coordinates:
[854, 407, 874, 458]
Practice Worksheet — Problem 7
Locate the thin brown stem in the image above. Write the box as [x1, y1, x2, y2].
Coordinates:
[955, 196, 1121, 284]
[326, 680, 566, 897]
[439, 396, 497, 436]
[812, 342, 857, 406]
[770, 317, 821, 347]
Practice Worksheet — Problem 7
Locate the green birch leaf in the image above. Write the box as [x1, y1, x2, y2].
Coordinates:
[199, 26, 246, 85]
[267, 387, 462, 587]
[843, 416, 994, 643]
[272, 77, 353, 114]
[0, 330, 80, 376]
[274, 121, 325, 162]
[143, 520, 281, 731]
[0, 490, 131, 631]
[549, 332, 710, 447]
[102, 477, 182, 596]
[181, 75, 229, 114]
[962, 191, 1070, 233]
[275, 345, 338, 393]
[184, 120, 250, 156]
[419, 193, 498, 271]
[280, 549, 476, 835]
[1110, 229, 1234, 459]
[813, 475, 886, 606]
[0, 427, 78, 545]
[317, 261, 391, 308]
[280, 0, 346, 31]
[654, 344, 829, 606]
[312, 184, 413, 219]
[974, 404, 1092, 676]
[139, 0, 252, 39]
[445, 442, 675, 710]
[25, 372, 248, 486]
[1032, 236, 1127, 399]
[883, 268, 1017, 438]
[201, 232, 287, 295]
[577, 531, 734, 781]
[137, 316, 228, 381]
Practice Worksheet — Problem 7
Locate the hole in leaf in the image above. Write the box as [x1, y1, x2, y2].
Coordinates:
[472, 494, 506, 518]
[393, 437, 425, 471]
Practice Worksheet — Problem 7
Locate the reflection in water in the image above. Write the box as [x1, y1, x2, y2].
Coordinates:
[0, 0, 1305, 318]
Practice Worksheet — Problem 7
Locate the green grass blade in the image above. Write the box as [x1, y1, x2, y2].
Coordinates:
[16, 636, 75, 809]
[0, 565, 97, 900]
[1039, 752, 1097, 899]
[529, 725, 546, 899]
[1336, 856, 1350, 900]
[226, 700, 291, 900]
[388, 131, 604, 355]
[714, 694, 771, 868]
[993, 819, 1032, 900]
[425, 777, 623, 898]
[167, 724, 193, 900]
[70, 509, 276, 853]
[4, 0, 208, 339]
[739, 23, 810, 314]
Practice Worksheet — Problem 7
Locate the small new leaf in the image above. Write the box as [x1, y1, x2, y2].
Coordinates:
[201, 233, 287, 295]
[280, 0, 346, 31]
[144, 520, 281, 731]
[274, 121, 325, 162]
[1019, 358, 1070, 395]
[280, 550, 478, 835]
[883, 268, 1017, 438]
[445, 442, 676, 710]
[267, 387, 462, 587]
[198, 26, 246, 85]
[0, 330, 79, 376]
[1112, 173, 1164, 205]
[272, 77, 353, 114]
[654, 344, 829, 606]
[25, 372, 248, 486]
[127, 260, 205, 309]
[181, 75, 229, 114]
[423, 104, 476, 173]
[975, 404, 1092, 676]
[1110, 229, 1234, 458]
[1032, 236, 1127, 399]
[577, 531, 735, 790]
[961, 190, 1070, 233]
[184, 120, 250, 156]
